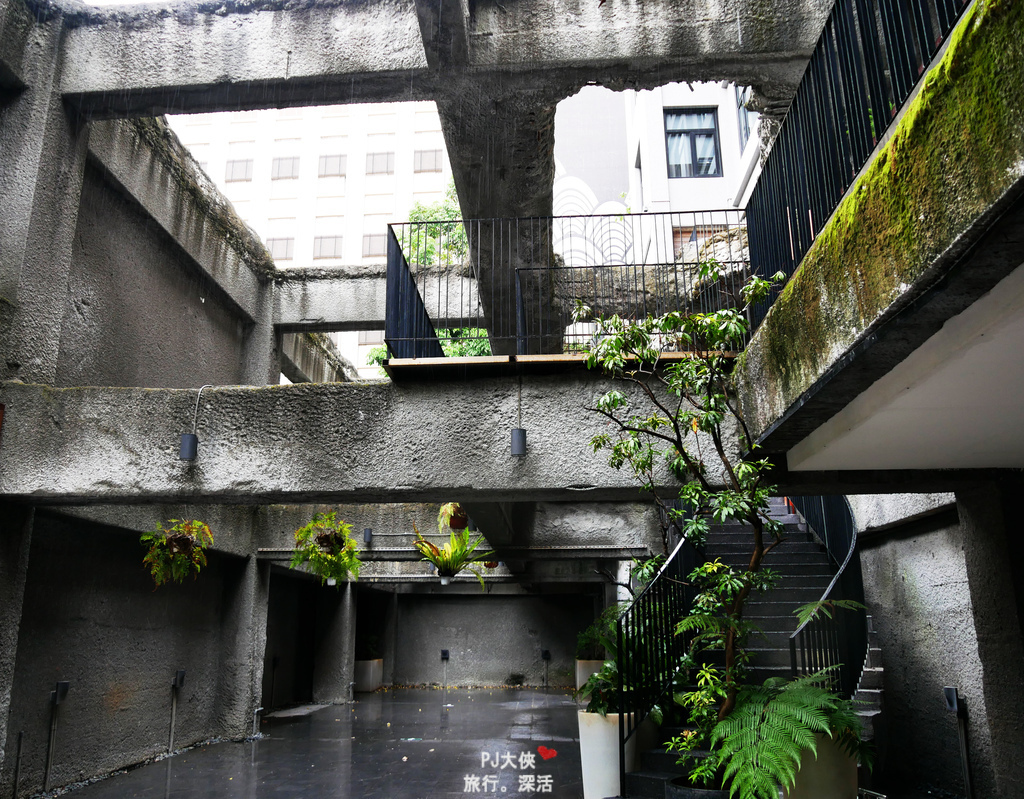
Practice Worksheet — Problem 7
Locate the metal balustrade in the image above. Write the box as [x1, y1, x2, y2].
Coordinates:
[385, 211, 749, 358]
[788, 495, 867, 699]
[747, 0, 971, 329]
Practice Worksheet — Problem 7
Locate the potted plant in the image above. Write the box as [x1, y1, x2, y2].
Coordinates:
[290, 510, 361, 585]
[577, 262, 871, 798]
[354, 634, 383, 693]
[140, 518, 213, 588]
[413, 522, 493, 588]
[437, 501, 469, 531]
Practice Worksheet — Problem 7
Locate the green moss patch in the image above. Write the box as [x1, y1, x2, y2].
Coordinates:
[742, 0, 1024, 420]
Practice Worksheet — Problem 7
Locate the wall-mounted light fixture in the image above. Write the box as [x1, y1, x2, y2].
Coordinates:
[364, 527, 373, 544]
[180, 385, 213, 461]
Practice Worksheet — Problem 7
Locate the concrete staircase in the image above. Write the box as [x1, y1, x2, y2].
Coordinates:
[611, 497, 883, 799]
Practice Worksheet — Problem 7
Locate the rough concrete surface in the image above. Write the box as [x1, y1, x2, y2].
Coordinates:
[1, 513, 247, 796]
[57, 163, 248, 388]
[0, 377, 739, 504]
[392, 593, 590, 688]
[858, 516, 991, 796]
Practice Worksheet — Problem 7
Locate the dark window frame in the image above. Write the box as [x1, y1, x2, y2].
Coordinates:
[362, 234, 387, 257]
[664, 107, 723, 179]
[266, 237, 295, 260]
[271, 156, 301, 180]
[225, 159, 254, 183]
[313, 235, 344, 259]
[318, 154, 347, 178]
[365, 152, 395, 175]
[413, 149, 443, 173]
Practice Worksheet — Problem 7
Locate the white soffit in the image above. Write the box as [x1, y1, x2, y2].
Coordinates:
[787, 260, 1024, 471]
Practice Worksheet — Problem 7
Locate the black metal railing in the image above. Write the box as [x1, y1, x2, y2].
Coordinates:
[787, 495, 867, 699]
[385, 210, 749, 358]
[615, 535, 701, 796]
[747, 0, 971, 328]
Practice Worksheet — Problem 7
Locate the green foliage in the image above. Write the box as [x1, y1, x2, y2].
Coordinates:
[366, 345, 387, 366]
[140, 519, 213, 588]
[576, 602, 627, 660]
[794, 598, 867, 628]
[413, 512, 494, 589]
[290, 511, 361, 586]
[406, 180, 467, 265]
[365, 329, 490, 366]
[575, 658, 621, 717]
[694, 673, 871, 799]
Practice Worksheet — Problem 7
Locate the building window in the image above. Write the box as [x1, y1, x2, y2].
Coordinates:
[414, 149, 443, 173]
[318, 154, 347, 178]
[271, 157, 300, 180]
[362, 234, 387, 257]
[736, 85, 753, 153]
[665, 109, 722, 178]
[225, 159, 254, 182]
[313, 236, 344, 259]
[358, 330, 385, 345]
[365, 152, 395, 175]
[266, 238, 295, 260]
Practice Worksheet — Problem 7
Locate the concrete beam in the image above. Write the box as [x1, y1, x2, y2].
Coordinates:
[0, 375, 738, 504]
[54, 0, 830, 118]
[88, 118, 272, 323]
[736, 1, 1024, 459]
[58, 0, 430, 118]
[0, 0, 33, 91]
[273, 267, 387, 332]
[280, 332, 358, 384]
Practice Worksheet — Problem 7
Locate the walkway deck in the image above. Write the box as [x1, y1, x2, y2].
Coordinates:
[62, 688, 583, 798]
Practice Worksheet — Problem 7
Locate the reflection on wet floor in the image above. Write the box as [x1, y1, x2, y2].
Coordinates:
[66, 688, 584, 798]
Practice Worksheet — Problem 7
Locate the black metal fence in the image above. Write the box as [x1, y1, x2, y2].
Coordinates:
[788, 495, 867, 698]
[385, 211, 748, 358]
[747, 0, 971, 328]
[615, 535, 701, 795]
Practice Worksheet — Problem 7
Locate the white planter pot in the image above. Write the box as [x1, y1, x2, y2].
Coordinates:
[783, 732, 859, 799]
[353, 659, 383, 693]
[575, 659, 604, 690]
[577, 710, 637, 799]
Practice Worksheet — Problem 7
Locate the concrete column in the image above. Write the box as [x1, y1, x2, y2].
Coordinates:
[215, 556, 270, 738]
[0, 14, 90, 384]
[956, 483, 1024, 798]
[240, 288, 280, 386]
[312, 582, 356, 703]
[382, 590, 399, 687]
[0, 505, 32, 795]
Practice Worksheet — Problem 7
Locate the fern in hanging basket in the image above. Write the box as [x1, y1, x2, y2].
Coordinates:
[140, 519, 214, 588]
[290, 510, 361, 585]
[413, 521, 494, 589]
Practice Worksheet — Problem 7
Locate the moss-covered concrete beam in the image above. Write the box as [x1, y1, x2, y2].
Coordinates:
[736, 0, 1024, 453]
[0, 377, 740, 505]
[0, 0, 32, 90]
[88, 118, 273, 322]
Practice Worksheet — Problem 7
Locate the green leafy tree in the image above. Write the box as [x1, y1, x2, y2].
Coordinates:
[406, 179, 467, 265]
[291, 510, 361, 585]
[577, 263, 868, 796]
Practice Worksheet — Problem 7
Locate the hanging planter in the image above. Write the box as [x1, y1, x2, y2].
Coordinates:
[438, 502, 469, 531]
[413, 510, 494, 589]
[291, 511, 361, 586]
[140, 519, 213, 588]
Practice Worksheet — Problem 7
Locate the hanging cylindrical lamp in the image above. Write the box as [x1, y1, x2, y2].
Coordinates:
[180, 385, 213, 461]
[511, 375, 527, 457]
[363, 527, 373, 544]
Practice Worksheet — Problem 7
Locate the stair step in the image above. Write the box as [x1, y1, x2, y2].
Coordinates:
[705, 542, 824, 555]
[640, 747, 689, 773]
[710, 552, 833, 565]
[625, 769, 681, 798]
[857, 667, 884, 690]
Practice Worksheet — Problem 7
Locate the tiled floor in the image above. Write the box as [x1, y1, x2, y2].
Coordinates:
[65, 688, 584, 798]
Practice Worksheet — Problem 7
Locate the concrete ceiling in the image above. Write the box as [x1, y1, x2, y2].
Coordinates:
[787, 261, 1024, 472]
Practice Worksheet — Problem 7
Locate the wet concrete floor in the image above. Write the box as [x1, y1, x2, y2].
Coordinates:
[65, 688, 584, 798]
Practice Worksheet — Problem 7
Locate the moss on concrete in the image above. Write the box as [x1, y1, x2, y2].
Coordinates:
[739, 0, 1024, 429]
[129, 117, 276, 280]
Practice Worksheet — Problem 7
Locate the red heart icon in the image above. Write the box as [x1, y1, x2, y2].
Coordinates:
[537, 746, 558, 760]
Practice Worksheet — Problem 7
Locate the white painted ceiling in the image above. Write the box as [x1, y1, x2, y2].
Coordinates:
[787, 260, 1024, 471]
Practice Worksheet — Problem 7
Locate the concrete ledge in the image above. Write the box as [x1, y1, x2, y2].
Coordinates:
[0, 376, 737, 504]
[737, 0, 1024, 450]
[280, 332, 357, 384]
[0, 0, 33, 90]
[88, 118, 272, 321]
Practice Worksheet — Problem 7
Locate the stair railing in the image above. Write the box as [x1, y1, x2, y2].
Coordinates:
[787, 495, 867, 698]
[615, 533, 700, 796]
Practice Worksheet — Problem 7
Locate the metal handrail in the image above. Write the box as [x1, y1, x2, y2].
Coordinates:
[787, 495, 867, 698]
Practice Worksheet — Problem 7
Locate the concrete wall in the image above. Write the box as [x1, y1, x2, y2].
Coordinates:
[1, 511, 252, 797]
[857, 509, 988, 796]
[56, 162, 248, 388]
[392, 593, 592, 689]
